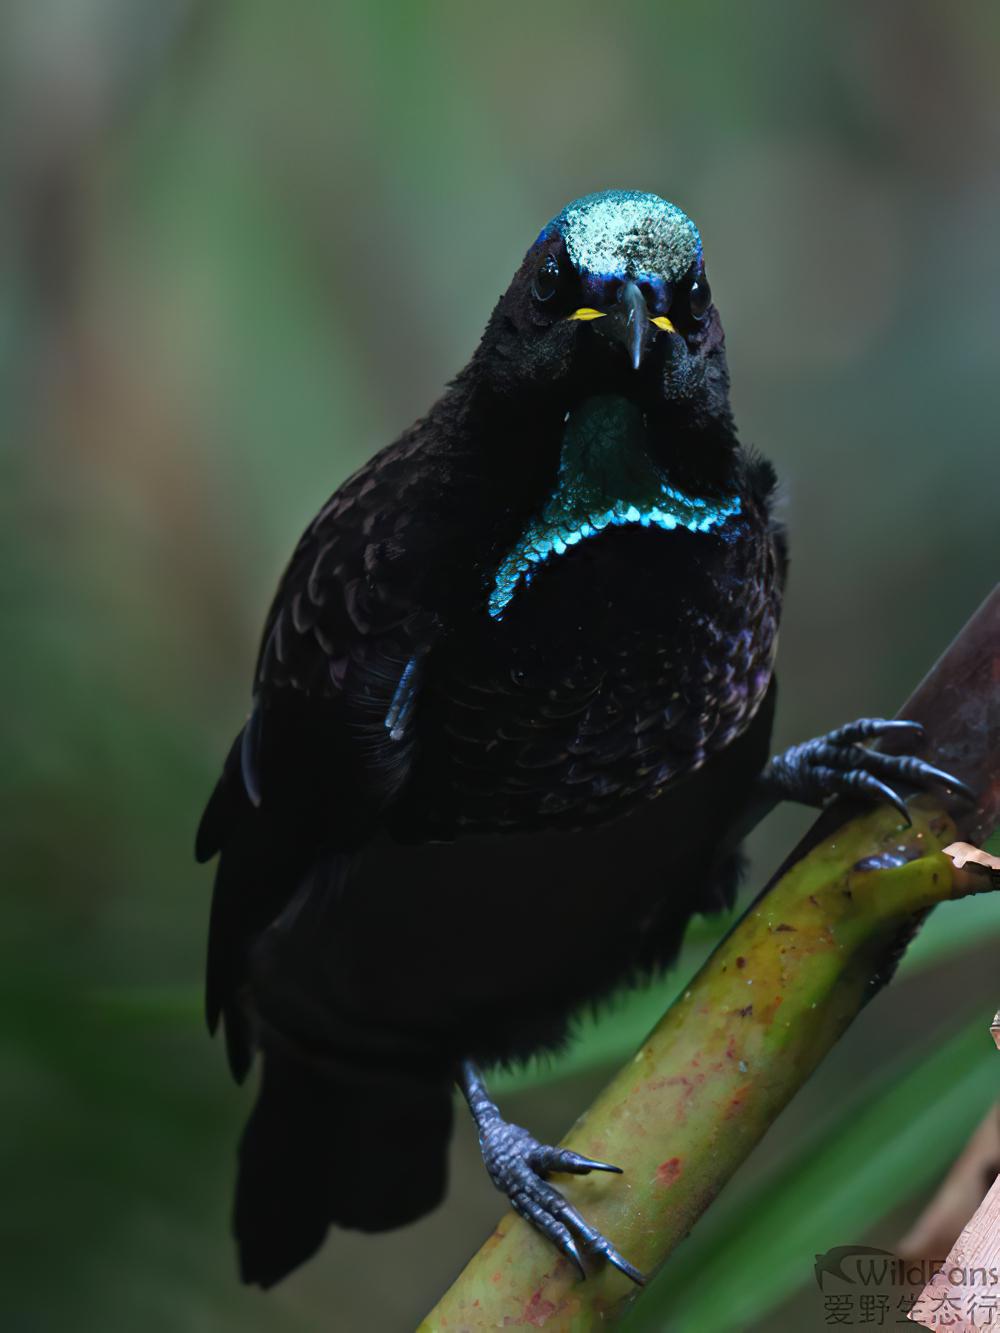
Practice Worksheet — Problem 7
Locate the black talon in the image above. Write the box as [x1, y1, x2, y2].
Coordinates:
[558, 1201, 646, 1286]
[911, 764, 976, 803]
[606, 1251, 647, 1285]
[552, 1149, 622, 1175]
[877, 719, 924, 737]
[854, 749, 978, 804]
[514, 1190, 587, 1276]
[856, 774, 911, 824]
[828, 717, 923, 745]
[561, 1234, 586, 1279]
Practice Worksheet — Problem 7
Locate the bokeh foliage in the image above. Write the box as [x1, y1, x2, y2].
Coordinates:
[2, 2, 998, 1330]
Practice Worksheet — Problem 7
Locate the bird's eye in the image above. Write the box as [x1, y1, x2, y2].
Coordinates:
[532, 256, 560, 303]
[688, 274, 711, 320]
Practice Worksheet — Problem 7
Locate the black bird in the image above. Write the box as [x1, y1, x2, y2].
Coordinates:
[197, 189, 968, 1287]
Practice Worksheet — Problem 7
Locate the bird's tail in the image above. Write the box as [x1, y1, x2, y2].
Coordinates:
[234, 1048, 454, 1288]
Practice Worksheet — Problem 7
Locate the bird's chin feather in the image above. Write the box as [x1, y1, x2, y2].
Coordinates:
[658, 334, 709, 402]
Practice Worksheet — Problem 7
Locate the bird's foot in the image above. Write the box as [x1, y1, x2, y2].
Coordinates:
[459, 1061, 644, 1284]
[479, 1120, 644, 1283]
[760, 718, 975, 823]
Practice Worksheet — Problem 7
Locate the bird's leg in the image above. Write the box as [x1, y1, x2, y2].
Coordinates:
[458, 1059, 645, 1285]
[758, 718, 975, 822]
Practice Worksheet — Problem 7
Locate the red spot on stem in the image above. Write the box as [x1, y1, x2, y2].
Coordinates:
[520, 1289, 557, 1326]
[656, 1156, 683, 1187]
[726, 1084, 751, 1118]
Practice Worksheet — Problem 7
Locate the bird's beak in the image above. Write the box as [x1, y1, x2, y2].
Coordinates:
[566, 280, 676, 371]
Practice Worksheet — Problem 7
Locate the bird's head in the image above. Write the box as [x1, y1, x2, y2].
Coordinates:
[480, 190, 728, 420]
[474, 193, 749, 622]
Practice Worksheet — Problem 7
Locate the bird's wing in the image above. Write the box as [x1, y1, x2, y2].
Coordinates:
[198, 439, 444, 856]
[196, 441, 446, 1079]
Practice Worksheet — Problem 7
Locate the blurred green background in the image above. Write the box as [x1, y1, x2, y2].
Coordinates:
[3, 2, 998, 1330]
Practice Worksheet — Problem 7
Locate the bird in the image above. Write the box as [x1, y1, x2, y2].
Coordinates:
[196, 188, 970, 1289]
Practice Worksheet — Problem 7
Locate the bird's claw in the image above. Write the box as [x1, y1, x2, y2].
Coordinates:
[763, 717, 975, 824]
[479, 1121, 644, 1285]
